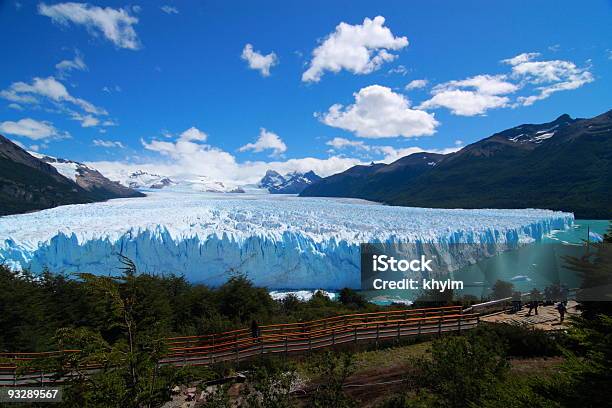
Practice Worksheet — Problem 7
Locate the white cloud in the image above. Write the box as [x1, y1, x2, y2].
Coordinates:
[56, 50, 87, 77]
[502, 53, 594, 106]
[70, 112, 99, 127]
[501, 52, 541, 66]
[1, 76, 107, 115]
[8, 103, 23, 110]
[239, 128, 287, 156]
[0, 118, 66, 140]
[388, 65, 408, 75]
[419, 74, 518, 116]
[99, 127, 357, 184]
[38, 2, 140, 50]
[320, 85, 438, 138]
[405, 79, 428, 90]
[326, 137, 369, 150]
[325, 137, 460, 163]
[179, 127, 207, 142]
[93, 139, 124, 148]
[241, 44, 278, 77]
[161, 5, 179, 14]
[302, 16, 408, 82]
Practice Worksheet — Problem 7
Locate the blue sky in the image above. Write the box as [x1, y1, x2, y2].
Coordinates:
[0, 0, 610, 183]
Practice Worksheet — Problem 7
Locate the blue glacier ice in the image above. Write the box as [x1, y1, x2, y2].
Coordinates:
[0, 191, 574, 289]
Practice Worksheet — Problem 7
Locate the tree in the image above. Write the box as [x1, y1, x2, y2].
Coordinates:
[308, 352, 356, 408]
[413, 330, 510, 407]
[240, 365, 297, 408]
[491, 280, 514, 300]
[52, 259, 177, 408]
[338, 288, 366, 308]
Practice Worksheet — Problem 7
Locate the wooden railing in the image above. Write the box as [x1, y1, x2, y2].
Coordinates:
[0, 305, 479, 386]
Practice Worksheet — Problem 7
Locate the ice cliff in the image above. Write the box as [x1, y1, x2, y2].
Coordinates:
[0, 191, 573, 289]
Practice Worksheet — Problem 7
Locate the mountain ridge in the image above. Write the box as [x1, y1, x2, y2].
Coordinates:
[0, 135, 143, 216]
[301, 110, 612, 219]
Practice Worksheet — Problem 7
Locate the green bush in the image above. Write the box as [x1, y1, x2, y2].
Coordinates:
[471, 323, 564, 358]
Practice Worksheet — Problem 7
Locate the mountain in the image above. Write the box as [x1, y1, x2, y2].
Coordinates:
[111, 170, 245, 193]
[32, 153, 144, 200]
[299, 153, 444, 199]
[118, 170, 176, 189]
[301, 110, 612, 219]
[0, 135, 143, 216]
[259, 170, 322, 194]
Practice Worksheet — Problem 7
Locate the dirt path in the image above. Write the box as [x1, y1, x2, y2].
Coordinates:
[481, 300, 579, 330]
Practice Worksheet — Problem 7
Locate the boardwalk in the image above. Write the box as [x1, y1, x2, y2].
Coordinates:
[1, 306, 479, 386]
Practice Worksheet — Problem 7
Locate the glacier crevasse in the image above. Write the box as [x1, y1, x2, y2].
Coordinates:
[0, 192, 574, 289]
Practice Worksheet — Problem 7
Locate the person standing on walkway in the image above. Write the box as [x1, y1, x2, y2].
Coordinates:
[556, 302, 567, 323]
[527, 288, 541, 316]
[511, 291, 522, 313]
[251, 320, 260, 341]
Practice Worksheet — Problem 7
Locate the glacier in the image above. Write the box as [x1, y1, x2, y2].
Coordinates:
[0, 190, 573, 289]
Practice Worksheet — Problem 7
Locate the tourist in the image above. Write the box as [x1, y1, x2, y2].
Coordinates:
[556, 302, 567, 323]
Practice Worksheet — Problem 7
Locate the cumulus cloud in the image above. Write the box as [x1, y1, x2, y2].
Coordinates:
[241, 44, 278, 77]
[502, 52, 594, 106]
[0, 118, 67, 140]
[405, 79, 428, 90]
[95, 126, 358, 184]
[326, 137, 369, 150]
[38, 2, 140, 50]
[320, 85, 438, 138]
[56, 50, 87, 77]
[418, 74, 518, 116]
[302, 16, 408, 82]
[1, 76, 106, 115]
[93, 139, 124, 148]
[325, 137, 460, 163]
[160, 5, 179, 14]
[1, 76, 108, 128]
[239, 128, 287, 156]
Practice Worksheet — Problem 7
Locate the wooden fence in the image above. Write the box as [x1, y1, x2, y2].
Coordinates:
[0, 305, 479, 386]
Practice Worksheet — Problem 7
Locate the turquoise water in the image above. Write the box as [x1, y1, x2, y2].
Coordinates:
[365, 220, 609, 304]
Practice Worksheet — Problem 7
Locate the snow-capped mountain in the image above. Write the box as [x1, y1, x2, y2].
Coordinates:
[110, 170, 245, 193]
[30, 152, 144, 199]
[258, 170, 321, 194]
[0, 135, 143, 216]
[121, 170, 176, 189]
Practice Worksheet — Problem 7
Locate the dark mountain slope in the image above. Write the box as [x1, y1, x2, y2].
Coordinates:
[301, 110, 611, 219]
[0, 135, 143, 216]
[387, 111, 611, 218]
[301, 152, 444, 200]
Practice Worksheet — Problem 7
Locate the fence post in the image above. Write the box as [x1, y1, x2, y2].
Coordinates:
[235, 333, 239, 363]
[14, 367, 17, 386]
[332, 329, 336, 346]
[458, 315, 462, 333]
[285, 336, 288, 356]
[438, 317, 442, 336]
[260, 336, 264, 356]
[397, 321, 401, 341]
[375, 323, 379, 347]
[354, 326, 357, 343]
